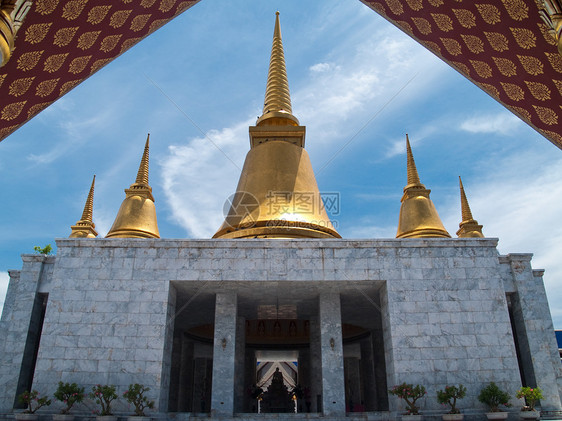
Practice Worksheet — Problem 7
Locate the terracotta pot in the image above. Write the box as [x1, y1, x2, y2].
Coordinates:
[14, 414, 38, 421]
[486, 412, 509, 420]
[520, 411, 540, 420]
[442, 414, 464, 421]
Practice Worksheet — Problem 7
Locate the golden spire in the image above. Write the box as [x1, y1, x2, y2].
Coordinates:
[70, 175, 98, 238]
[106, 134, 160, 239]
[256, 11, 299, 127]
[456, 176, 484, 238]
[396, 135, 450, 239]
[213, 13, 339, 239]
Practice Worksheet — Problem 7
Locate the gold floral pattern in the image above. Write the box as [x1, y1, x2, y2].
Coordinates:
[141, 0, 158, 7]
[545, 52, 562, 73]
[517, 55, 544, 75]
[159, 0, 176, 13]
[120, 37, 141, 53]
[17, 51, 44, 71]
[68, 56, 91, 74]
[501, 82, 525, 100]
[452, 61, 471, 76]
[25, 23, 52, 45]
[492, 57, 517, 76]
[27, 103, 50, 119]
[452, 9, 476, 28]
[501, 0, 529, 21]
[553, 80, 562, 96]
[405, 0, 423, 11]
[510, 27, 536, 49]
[176, 2, 191, 14]
[149, 18, 168, 33]
[60, 80, 80, 95]
[424, 41, 442, 55]
[77, 31, 101, 50]
[525, 81, 551, 100]
[0, 74, 5, 88]
[431, 13, 454, 31]
[9, 77, 35, 97]
[1, 101, 27, 121]
[43, 53, 69, 73]
[130, 14, 151, 32]
[62, 0, 88, 21]
[427, 0, 444, 5]
[0, 125, 18, 139]
[484, 32, 509, 51]
[109, 10, 132, 28]
[533, 105, 558, 125]
[412, 17, 432, 35]
[461, 34, 484, 54]
[53, 27, 79, 47]
[100, 35, 122, 52]
[540, 129, 562, 143]
[35, 0, 59, 15]
[509, 105, 532, 120]
[35, 78, 60, 97]
[475, 4, 501, 25]
[90, 58, 112, 73]
[441, 38, 462, 56]
[537, 22, 557, 46]
[386, 0, 404, 15]
[470, 60, 493, 78]
[396, 21, 414, 34]
[87, 6, 112, 25]
[480, 83, 500, 98]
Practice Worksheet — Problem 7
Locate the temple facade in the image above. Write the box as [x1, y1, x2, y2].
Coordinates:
[1, 12, 562, 421]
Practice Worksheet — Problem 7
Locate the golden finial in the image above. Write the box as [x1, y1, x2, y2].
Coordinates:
[134, 133, 150, 186]
[0, 4, 16, 68]
[106, 134, 160, 238]
[406, 134, 421, 187]
[70, 175, 98, 238]
[214, 14, 339, 239]
[396, 135, 450, 239]
[256, 12, 299, 127]
[457, 176, 484, 238]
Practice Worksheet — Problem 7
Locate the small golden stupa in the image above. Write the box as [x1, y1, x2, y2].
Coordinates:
[69, 175, 98, 238]
[456, 176, 484, 238]
[106, 134, 160, 239]
[213, 12, 340, 239]
[396, 135, 450, 239]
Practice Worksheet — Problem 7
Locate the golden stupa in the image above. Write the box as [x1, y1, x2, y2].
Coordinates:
[214, 12, 340, 239]
[396, 135, 450, 239]
[456, 176, 484, 238]
[106, 134, 160, 239]
[69, 175, 98, 238]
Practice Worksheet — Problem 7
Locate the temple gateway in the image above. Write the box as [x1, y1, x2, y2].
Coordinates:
[1, 12, 561, 421]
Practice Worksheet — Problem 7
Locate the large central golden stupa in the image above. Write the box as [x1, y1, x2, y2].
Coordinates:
[213, 12, 340, 239]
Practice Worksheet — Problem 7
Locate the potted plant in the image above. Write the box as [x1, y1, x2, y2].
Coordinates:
[516, 386, 543, 420]
[123, 384, 154, 420]
[478, 382, 511, 419]
[436, 384, 466, 420]
[53, 382, 85, 420]
[15, 390, 51, 420]
[389, 383, 427, 420]
[90, 384, 118, 421]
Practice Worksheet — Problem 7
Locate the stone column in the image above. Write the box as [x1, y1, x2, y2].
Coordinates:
[318, 292, 346, 416]
[210, 292, 238, 416]
[507, 254, 562, 411]
[309, 317, 322, 412]
[0, 255, 50, 412]
[234, 316, 246, 413]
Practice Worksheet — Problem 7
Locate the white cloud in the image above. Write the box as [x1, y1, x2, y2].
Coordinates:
[309, 62, 338, 73]
[460, 112, 522, 135]
[0, 271, 9, 317]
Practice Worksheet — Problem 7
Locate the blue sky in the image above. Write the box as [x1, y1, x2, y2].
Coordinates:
[1, 0, 561, 328]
